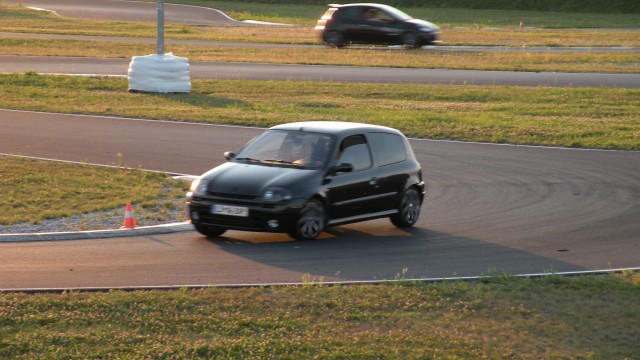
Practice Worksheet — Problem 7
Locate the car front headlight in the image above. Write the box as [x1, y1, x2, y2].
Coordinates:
[262, 187, 293, 203]
[188, 178, 208, 197]
[419, 26, 437, 33]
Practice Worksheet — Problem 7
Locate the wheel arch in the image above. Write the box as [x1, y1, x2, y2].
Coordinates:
[310, 193, 331, 221]
[402, 179, 426, 205]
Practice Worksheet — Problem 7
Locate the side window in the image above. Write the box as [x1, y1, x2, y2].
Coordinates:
[336, 7, 361, 21]
[363, 8, 393, 22]
[368, 132, 407, 166]
[337, 135, 372, 172]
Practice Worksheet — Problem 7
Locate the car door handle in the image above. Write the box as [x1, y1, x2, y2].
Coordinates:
[369, 177, 379, 186]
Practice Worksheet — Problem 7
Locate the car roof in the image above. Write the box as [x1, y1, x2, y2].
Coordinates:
[269, 121, 403, 136]
[329, 3, 385, 7]
[328, 3, 395, 10]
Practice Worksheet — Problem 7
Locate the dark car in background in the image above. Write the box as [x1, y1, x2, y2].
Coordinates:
[315, 3, 440, 49]
[187, 121, 424, 241]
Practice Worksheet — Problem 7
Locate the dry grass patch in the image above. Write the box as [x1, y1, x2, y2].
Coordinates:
[442, 29, 640, 47]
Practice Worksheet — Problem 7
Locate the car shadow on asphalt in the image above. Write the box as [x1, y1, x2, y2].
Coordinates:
[201, 224, 589, 282]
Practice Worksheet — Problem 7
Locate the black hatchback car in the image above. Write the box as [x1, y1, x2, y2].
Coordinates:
[187, 121, 424, 241]
[315, 3, 440, 49]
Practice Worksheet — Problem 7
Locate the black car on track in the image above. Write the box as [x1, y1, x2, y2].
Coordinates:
[187, 121, 425, 241]
[315, 3, 440, 49]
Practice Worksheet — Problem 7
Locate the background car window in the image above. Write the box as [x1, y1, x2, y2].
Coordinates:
[363, 8, 394, 22]
[369, 132, 407, 166]
[337, 135, 372, 172]
[336, 7, 362, 21]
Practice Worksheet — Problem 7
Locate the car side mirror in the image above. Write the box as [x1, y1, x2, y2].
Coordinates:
[328, 163, 353, 176]
[224, 151, 236, 161]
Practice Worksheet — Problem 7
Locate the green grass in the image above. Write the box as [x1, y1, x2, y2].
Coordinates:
[1, 273, 638, 359]
[1, 73, 639, 151]
[0, 156, 189, 226]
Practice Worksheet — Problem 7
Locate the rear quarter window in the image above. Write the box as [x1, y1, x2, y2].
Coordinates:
[335, 7, 363, 21]
[368, 132, 407, 166]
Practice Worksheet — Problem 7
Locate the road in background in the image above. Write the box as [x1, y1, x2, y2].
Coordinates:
[2, 0, 248, 25]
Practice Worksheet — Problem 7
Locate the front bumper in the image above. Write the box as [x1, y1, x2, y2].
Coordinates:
[187, 195, 306, 233]
[418, 31, 440, 45]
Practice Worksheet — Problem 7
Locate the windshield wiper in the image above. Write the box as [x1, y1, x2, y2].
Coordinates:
[234, 157, 261, 163]
[235, 158, 299, 166]
[261, 159, 297, 165]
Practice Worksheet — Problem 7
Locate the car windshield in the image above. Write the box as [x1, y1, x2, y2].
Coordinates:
[235, 130, 335, 169]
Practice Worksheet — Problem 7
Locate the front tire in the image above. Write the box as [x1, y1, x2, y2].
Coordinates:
[402, 32, 422, 49]
[390, 188, 421, 227]
[289, 199, 326, 241]
[194, 224, 227, 238]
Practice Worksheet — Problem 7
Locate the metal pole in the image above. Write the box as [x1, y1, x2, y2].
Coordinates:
[157, 0, 164, 54]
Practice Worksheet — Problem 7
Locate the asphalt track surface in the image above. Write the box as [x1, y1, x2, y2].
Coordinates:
[0, 0, 639, 290]
[3, 0, 246, 26]
[1, 110, 639, 290]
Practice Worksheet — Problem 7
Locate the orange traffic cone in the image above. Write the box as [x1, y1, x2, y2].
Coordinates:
[122, 202, 136, 229]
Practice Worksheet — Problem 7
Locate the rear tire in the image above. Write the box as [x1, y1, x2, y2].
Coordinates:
[390, 188, 421, 227]
[194, 224, 226, 238]
[289, 199, 326, 241]
[324, 30, 346, 48]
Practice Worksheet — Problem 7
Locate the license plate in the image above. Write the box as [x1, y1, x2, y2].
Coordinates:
[211, 203, 249, 217]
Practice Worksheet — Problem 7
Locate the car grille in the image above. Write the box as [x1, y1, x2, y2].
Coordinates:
[190, 202, 267, 231]
[208, 192, 257, 200]
[203, 214, 264, 231]
[190, 194, 272, 231]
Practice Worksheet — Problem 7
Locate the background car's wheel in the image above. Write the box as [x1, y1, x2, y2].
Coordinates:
[194, 224, 226, 238]
[402, 32, 422, 49]
[289, 199, 326, 241]
[423, 35, 437, 46]
[324, 30, 346, 48]
[390, 188, 421, 227]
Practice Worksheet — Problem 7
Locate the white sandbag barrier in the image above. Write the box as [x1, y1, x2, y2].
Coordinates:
[127, 53, 191, 93]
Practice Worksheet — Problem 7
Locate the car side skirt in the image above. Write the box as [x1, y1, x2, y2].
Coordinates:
[328, 209, 398, 227]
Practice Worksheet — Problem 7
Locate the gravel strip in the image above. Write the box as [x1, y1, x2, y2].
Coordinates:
[1, 199, 188, 234]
